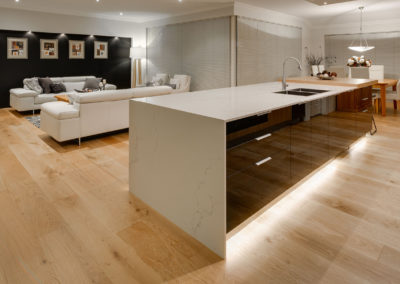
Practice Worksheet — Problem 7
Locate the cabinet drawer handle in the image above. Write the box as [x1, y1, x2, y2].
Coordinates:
[255, 133, 272, 141]
[362, 98, 369, 101]
[256, 157, 272, 166]
[362, 109, 368, 113]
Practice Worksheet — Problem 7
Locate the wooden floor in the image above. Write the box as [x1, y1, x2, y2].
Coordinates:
[1, 108, 400, 283]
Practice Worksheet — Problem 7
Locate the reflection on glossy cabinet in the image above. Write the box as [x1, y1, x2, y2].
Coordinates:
[226, 126, 291, 231]
[337, 86, 372, 112]
[226, 94, 373, 232]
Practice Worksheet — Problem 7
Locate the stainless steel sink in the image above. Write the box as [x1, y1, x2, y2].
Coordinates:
[274, 88, 329, 96]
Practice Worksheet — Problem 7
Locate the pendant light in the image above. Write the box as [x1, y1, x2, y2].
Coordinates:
[348, 7, 375, 52]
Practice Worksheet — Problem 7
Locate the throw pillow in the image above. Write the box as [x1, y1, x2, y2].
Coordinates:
[50, 82, 67, 94]
[83, 78, 101, 90]
[23, 78, 43, 93]
[169, 79, 181, 89]
[38, 77, 54, 94]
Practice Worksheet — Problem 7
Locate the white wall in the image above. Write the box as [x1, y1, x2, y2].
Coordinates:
[0, 7, 145, 45]
[144, 6, 234, 28]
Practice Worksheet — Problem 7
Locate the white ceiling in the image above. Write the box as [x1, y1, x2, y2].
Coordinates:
[1, 0, 399, 24]
[239, 0, 400, 24]
[0, 0, 233, 23]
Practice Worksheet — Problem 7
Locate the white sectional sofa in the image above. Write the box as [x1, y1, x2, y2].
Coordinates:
[10, 76, 116, 112]
[40, 86, 173, 144]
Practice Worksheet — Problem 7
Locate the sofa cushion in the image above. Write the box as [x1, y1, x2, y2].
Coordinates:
[60, 76, 95, 82]
[64, 82, 85, 92]
[39, 78, 54, 94]
[23, 78, 43, 93]
[104, 84, 117, 90]
[50, 77, 63, 83]
[50, 82, 67, 94]
[34, 94, 58, 104]
[73, 86, 173, 104]
[41, 101, 79, 120]
[131, 86, 173, 98]
[10, 88, 38, 97]
[84, 78, 101, 90]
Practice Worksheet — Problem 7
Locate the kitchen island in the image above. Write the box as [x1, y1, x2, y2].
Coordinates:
[129, 80, 376, 258]
[287, 76, 378, 112]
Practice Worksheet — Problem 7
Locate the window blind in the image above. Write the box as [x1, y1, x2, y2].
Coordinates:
[236, 17, 302, 86]
[146, 17, 231, 91]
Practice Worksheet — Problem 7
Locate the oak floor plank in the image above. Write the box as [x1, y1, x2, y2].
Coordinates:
[0, 107, 400, 283]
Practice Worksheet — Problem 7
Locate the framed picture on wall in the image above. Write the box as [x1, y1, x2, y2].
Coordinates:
[40, 39, 58, 59]
[7, 37, 28, 59]
[94, 41, 108, 59]
[69, 40, 85, 59]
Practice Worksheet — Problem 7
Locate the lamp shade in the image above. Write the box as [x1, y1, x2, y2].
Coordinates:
[130, 46, 146, 59]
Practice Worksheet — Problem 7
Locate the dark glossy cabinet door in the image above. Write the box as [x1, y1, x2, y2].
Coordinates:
[355, 90, 373, 136]
[328, 99, 358, 156]
[356, 106, 373, 136]
[227, 92, 373, 232]
[226, 126, 290, 232]
[290, 105, 313, 184]
[311, 99, 331, 167]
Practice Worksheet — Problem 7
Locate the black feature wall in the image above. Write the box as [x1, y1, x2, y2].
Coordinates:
[0, 29, 132, 108]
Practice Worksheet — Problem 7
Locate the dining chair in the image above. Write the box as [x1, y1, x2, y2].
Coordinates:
[369, 65, 385, 113]
[369, 65, 384, 81]
[384, 79, 400, 111]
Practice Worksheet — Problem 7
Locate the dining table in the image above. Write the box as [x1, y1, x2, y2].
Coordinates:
[373, 79, 398, 116]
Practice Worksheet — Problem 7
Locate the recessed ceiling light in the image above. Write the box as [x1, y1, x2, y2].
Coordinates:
[306, 0, 354, 5]
[119, 12, 123, 16]
[15, 0, 19, 2]
[96, 0, 99, 2]
[178, 0, 182, 2]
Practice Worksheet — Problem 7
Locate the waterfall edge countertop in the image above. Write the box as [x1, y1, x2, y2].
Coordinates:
[133, 82, 360, 122]
[286, 76, 378, 88]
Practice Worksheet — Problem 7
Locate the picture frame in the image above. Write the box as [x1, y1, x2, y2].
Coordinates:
[7, 37, 28, 59]
[40, 39, 58, 59]
[69, 40, 85, 59]
[94, 41, 108, 59]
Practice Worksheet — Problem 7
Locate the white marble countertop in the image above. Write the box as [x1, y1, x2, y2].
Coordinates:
[133, 82, 355, 122]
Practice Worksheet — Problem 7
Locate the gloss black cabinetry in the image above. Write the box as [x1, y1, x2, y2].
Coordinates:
[226, 94, 372, 232]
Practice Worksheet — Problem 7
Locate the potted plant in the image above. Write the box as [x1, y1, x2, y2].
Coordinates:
[306, 54, 324, 76]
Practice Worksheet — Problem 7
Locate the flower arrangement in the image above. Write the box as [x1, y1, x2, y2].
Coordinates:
[347, 55, 372, 67]
[306, 54, 324, 66]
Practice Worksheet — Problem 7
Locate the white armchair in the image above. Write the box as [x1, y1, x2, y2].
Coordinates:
[170, 75, 191, 93]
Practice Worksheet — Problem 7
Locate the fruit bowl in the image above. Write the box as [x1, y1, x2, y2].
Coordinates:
[317, 75, 334, 80]
[316, 71, 337, 80]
